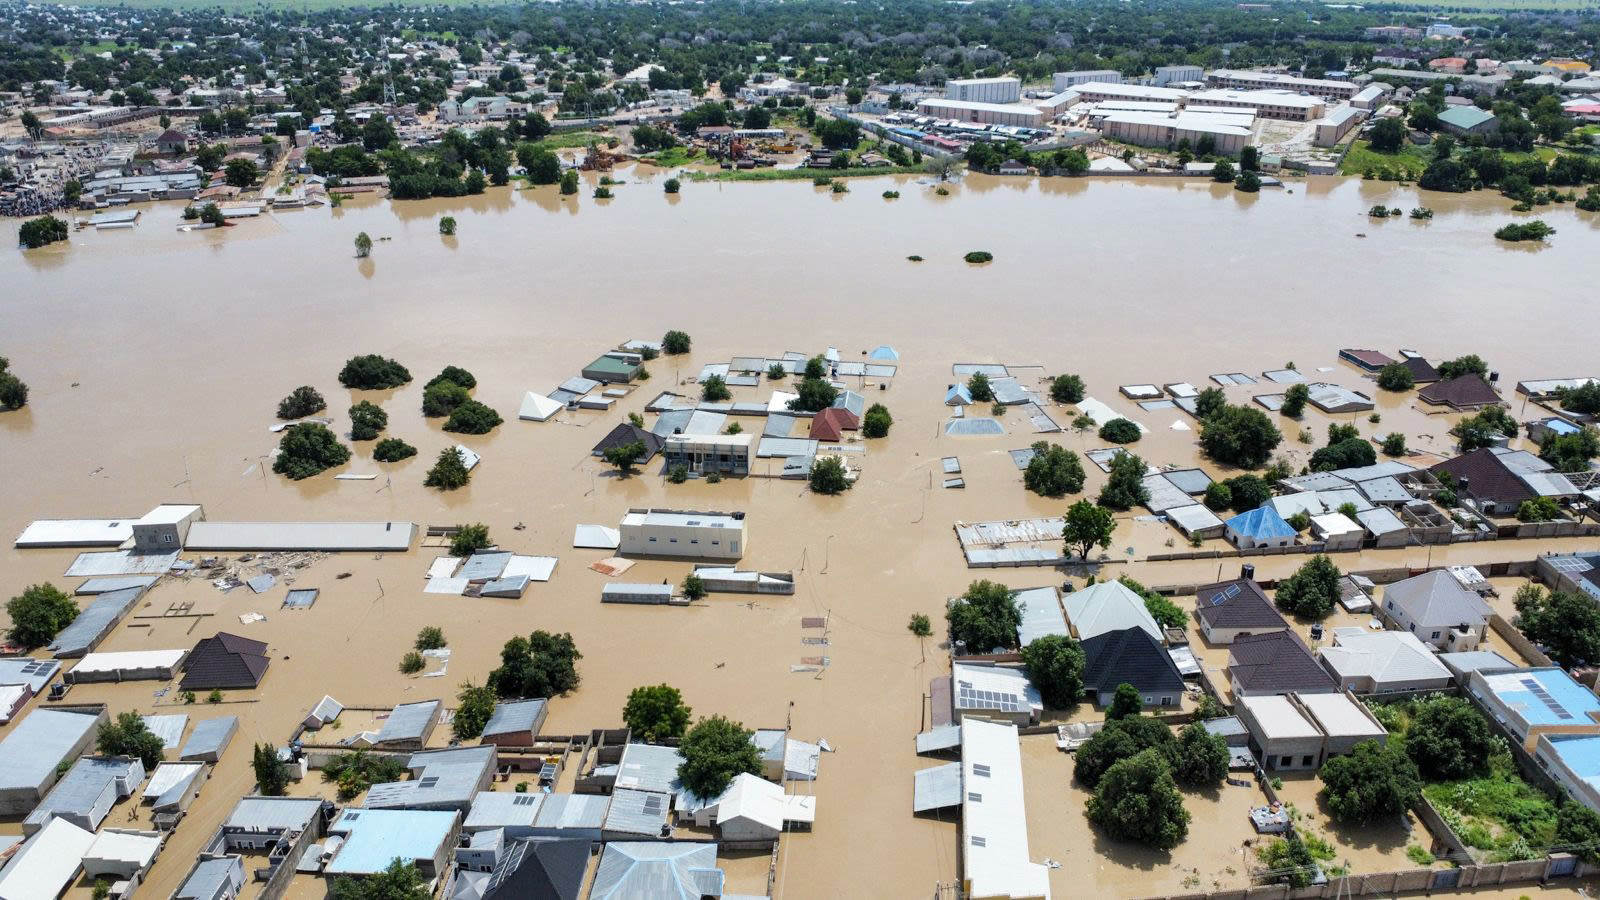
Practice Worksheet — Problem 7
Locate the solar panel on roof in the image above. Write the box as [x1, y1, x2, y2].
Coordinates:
[1522, 677, 1574, 720]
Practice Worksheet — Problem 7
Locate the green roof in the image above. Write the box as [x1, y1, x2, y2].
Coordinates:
[585, 355, 639, 375]
[1437, 106, 1495, 130]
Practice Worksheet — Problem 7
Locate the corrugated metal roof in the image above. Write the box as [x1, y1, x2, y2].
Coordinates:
[464, 791, 543, 830]
[483, 699, 547, 738]
[376, 700, 439, 744]
[913, 762, 962, 812]
[223, 795, 324, 832]
[603, 788, 671, 837]
[0, 708, 103, 792]
[179, 716, 238, 761]
[591, 842, 720, 900]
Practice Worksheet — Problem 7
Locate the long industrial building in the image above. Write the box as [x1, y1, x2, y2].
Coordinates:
[943, 77, 1021, 104]
[1061, 81, 1190, 105]
[1099, 110, 1255, 155]
[1052, 70, 1122, 91]
[915, 98, 1045, 128]
[1206, 69, 1358, 101]
[1314, 105, 1366, 146]
[1186, 89, 1327, 121]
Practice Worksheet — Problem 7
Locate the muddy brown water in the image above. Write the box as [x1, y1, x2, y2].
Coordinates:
[2, 171, 1599, 899]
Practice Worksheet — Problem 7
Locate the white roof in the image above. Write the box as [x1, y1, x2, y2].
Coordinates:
[960, 718, 1052, 899]
[185, 521, 414, 551]
[84, 828, 162, 868]
[136, 504, 201, 525]
[916, 98, 1045, 118]
[1071, 81, 1189, 101]
[621, 509, 743, 529]
[715, 773, 786, 832]
[518, 391, 562, 421]
[951, 663, 1043, 718]
[14, 518, 134, 547]
[1063, 581, 1161, 642]
[1101, 109, 1254, 136]
[1190, 88, 1325, 109]
[1310, 513, 1363, 537]
[1320, 630, 1451, 687]
[72, 649, 188, 675]
[1297, 692, 1387, 740]
[1239, 695, 1321, 739]
[0, 817, 96, 899]
[143, 762, 205, 800]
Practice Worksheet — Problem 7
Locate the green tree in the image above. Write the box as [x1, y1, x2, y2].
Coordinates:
[422, 381, 470, 417]
[354, 231, 372, 258]
[399, 651, 424, 674]
[1061, 500, 1115, 559]
[1456, 406, 1519, 452]
[1223, 474, 1271, 512]
[1274, 554, 1341, 620]
[0, 363, 27, 410]
[1260, 829, 1320, 888]
[809, 456, 852, 494]
[224, 157, 258, 187]
[1173, 722, 1229, 787]
[5, 584, 78, 648]
[20, 110, 43, 139]
[1098, 418, 1141, 444]
[273, 423, 351, 479]
[1556, 804, 1600, 866]
[1195, 693, 1227, 721]
[97, 711, 165, 769]
[788, 376, 838, 413]
[18, 215, 69, 248]
[1086, 748, 1190, 849]
[1075, 716, 1177, 787]
[701, 374, 732, 402]
[1022, 635, 1086, 709]
[1211, 160, 1235, 183]
[1436, 354, 1489, 381]
[946, 580, 1022, 653]
[276, 386, 326, 420]
[1318, 739, 1420, 824]
[488, 631, 582, 698]
[329, 860, 429, 900]
[1518, 496, 1562, 522]
[452, 681, 498, 740]
[1540, 426, 1600, 474]
[1203, 481, 1233, 511]
[1515, 585, 1600, 668]
[1368, 116, 1407, 153]
[424, 447, 471, 489]
[415, 626, 446, 651]
[1194, 387, 1227, 420]
[519, 146, 561, 184]
[1405, 696, 1496, 781]
[1280, 383, 1309, 418]
[664, 177, 681, 194]
[623, 684, 693, 742]
[1200, 405, 1283, 469]
[966, 372, 994, 402]
[1107, 683, 1143, 721]
[1310, 437, 1376, 472]
[1098, 450, 1149, 511]
[862, 403, 893, 438]
[1382, 432, 1407, 457]
[604, 440, 647, 476]
[1377, 362, 1415, 392]
[1124, 576, 1184, 629]
[559, 170, 579, 195]
[908, 613, 933, 637]
[1239, 146, 1261, 172]
[1558, 383, 1600, 416]
[1024, 441, 1086, 497]
[199, 203, 225, 226]
[1050, 373, 1086, 404]
[682, 573, 706, 601]
[443, 400, 503, 434]
[662, 330, 692, 354]
[439, 216, 457, 236]
[252, 743, 289, 796]
[450, 524, 491, 557]
[678, 715, 762, 798]
[349, 400, 387, 440]
[339, 355, 411, 390]
[373, 438, 417, 462]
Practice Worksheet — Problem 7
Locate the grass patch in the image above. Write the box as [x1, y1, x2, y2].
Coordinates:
[638, 146, 704, 168]
[528, 131, 607, 152]
[691, 164, 924, 182]
[1340, 140, 1432, 179]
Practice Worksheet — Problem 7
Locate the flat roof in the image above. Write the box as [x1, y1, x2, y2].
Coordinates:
[961, 718, 1052, 899]
[1190, 88, 1325, 108]
[376, 700, 438, 743]
[1297, 692, 1386, 739]
[915, 98, 1046, 117]
[1481, 669, 1600, 726]
[620, 509, 743, 529]
[325, 808, 458, 875]
[184, 521, 415, 551]
[14, 518, 134, 548]
[0, 818, 95, 900]
[464, 791, 543, 830]
[223, 795, 324, 832]
[0, 708, 103, 792]
[71, 648, 187, 675]
[1240, 695, 1321, 739]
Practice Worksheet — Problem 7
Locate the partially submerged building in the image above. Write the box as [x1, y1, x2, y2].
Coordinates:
[1469, 666, 1600, 751]
[1195, 578, 1288, 644]
[1379, 570, 1492, 650]
[619, 508, 745, 560]
[23, 755, 143, 836]
[950, 662, 1043, 726]
[1080, 627, 1186, 708]
[373, 699, 442, 750]
[180, 632, 270, 691]
[323, 807, 460, 879]
[365, 745, 496, 812]
[660, 434, 754, 477]
[1236, 692, 1387, 771]
[480, 699, 549, 747]
[1063, 580, 1161, 643]
[49, 585, 148, 658]
[0, 706, 109, 815]
[0, 817, 96, 900]
[1228, 631, 1338, 698]
[958, 717, 1053, 899]
[590, 842, 723, 899]
[1318, 628, 1452, 694]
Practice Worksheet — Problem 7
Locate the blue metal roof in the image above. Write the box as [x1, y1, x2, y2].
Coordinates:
[1225, 506, 1297, 540]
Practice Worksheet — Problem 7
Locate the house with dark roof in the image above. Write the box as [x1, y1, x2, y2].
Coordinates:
[1419, 374, 1501, 410]
[156, 130, 190, 155]
[1401, 356, 1441, 384]
[1339, 349, 1396, 371]
[479, 837, 590, 900]
[1195, 579, 1289, 644]
[1228, 630, 1338, 698]
[1080, 627, 1186, 708]
[590, 424, 664, 465]
[179, 633, 269, 691]
[1431, 447, 1539, 516]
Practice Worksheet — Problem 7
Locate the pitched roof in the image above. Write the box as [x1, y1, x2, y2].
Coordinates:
[1402, 356, 1441, 383]
[180, 632, 269, 691]
[809, 407, 857, 441]
[1063, 581, 1161, 642]
[1381, 570, 1493, 627]
[1419, 374, 1500, 409]
[591, 424, 663, 461]
[1229, 630, 1337, 693]
[1081, 627, 1186, 696]
[156, 129, 188, 144]
[1437, 105, 1497, 130]
[1195, 579, 1288, 632]
[1320, 629, 1452, 686]
[1225, 505, 1297, 541]
[1431, 448, 1535, 504]
[483, 838, 590, 900]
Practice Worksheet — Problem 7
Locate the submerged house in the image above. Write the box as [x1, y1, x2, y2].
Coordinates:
[180, 632, 269, 691]
[1380, 570, 1492, 650]
[1194, 578, 1288, 645]
[1228, 631, 1338, 698]
[1223, 506, 1297, 549]
[1080, 627, 1186, 708]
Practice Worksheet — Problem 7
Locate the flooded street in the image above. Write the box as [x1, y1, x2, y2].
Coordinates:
[2, 171, 1599, 898]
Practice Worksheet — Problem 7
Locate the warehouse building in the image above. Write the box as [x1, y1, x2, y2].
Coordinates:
[1314, 105, 1366, 146]
[619, 508, 745, 560]
[944, 77, 1022, 104]
[0, 706, 109, 815]
[914, 98, 1045, 128]
[1186, 89, 1327, 121]
[1206, 68, 1358, 100]
[1153, 64, 1205, 86]
[1065, 81, 1190, 104]
[1099, 110, 1255, 155]
[1053, 70, 1122, 91]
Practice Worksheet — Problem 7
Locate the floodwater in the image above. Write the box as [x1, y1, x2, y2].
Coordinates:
[2, 171, 1599, 899]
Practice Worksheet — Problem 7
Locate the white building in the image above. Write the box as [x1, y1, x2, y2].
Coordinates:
[960, 718, 1052, 899]
[951, 662, 1042, 726]
[1317, 628, 1453, 694]
[915, 98, 1045, 128]
[1351, 83, 1392, 111]
[1099, 110, 1254, 155]
[1186, 88, 1327, 121]
[1206, 69, 1358, 100]
[619, 508, 745, 560]
[1313, 105, 1366, 146]
[1153, 64, 1205, 86]
[438, 96, 529, 123]
[1053, 70, 1122, 92]
[944, 77, 1022, 104]
[1066, 81, 1190, 104]
[680, 772, 815, 846]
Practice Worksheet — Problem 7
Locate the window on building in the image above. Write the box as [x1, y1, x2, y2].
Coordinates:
[1431, 631, 1440, 639]
[1303, 755, 1315, 766]
[1280, 756, 1294, 767]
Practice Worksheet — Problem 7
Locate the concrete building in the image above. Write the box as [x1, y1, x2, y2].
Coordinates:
[1351, 83, 1393, 111]
[914, 98, 1045, 128]
[365, 745, 496, 812]
[0, 706, 108, 815]
[677, 772, 815, 846]
[1206, 69, 1358, 100]
[619, 508, 745, 560]
[1437, 104, 1499, 137]
[1081, 627, 1186, 708]
[1314, 105, 1366, 146]
[591, 842, 723, 898]
[1229, 631, 1338, 698]
[129, 503, 204, 552]
[23, 755, 143, 836]
[944, 77, 1022, 104]
[661, 433, 753, 476]
[1053, 70, 1122, 91]
[1224, 506, 1297, 550]
[1236, 692, 1386, 770]
[1310, 512, 1364, 550]
[1469, 666, 1600, 751]
[1380, 570, 1491, 650]
[1063, 580, 1162, 643]
[580, 354, 641, 384]
[1195, 578, 1288, 644]
[373, 699, 441, 750]
[1153, 64, 1205, 86]
[1067, 81, 1190, 104]
[172, 854, 246, 900]
[81, 828, 162, 881]
[1187, 88, 1327, 121]
[218, 795, 326, 852]
[67, 648, 189, 683]
[959, 718, 1052, 899]
[480, 699, 548, 747]
[0, 817, 96, 900]
[951, 662, 1043, 726]
[438, 96, 529, 123]
[1318, 628, 1453, 694]
[324, 808, 460, 879]
[1534, 734, 1600, 814]
[1099, 110, 1253, 155]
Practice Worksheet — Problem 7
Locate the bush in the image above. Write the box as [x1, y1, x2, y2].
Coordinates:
[1310, 437, 1376, 472]
[624, 684, 693, 743]
[809, 456, 852, 494]
[701, 375, 732, 402]
[277, 386, 327, 419]
[1377, 362, 1415, 391]
[415, 626, 447, 651]
[862, 403, 893, 437]
[349, 400, 387, 440]
[1275, 554, 1341, 620]
[830, 181, 847, 194]
[882, 189, 899, 199]
[424, 447, 471, 489]
[664, 178, 681, 194]
[1050, 373, 1086, 404]
[963, 250, 993, 264]
[1075, 716, 1176, 787]
[273, 423, 351, 479]
[678, 715, 762, 798]
[1203, 481, 1233, 511]
[323, 750, 406, 801]
[1280, 383, 1309, 418]
[1173, 722, 1229, 787]
[1022, 635, 1086, 709]
[1406, 696, 1496, 781]
[5, 583, 78, 648]
[425, 366, 477, 390]
[422, 381, 471, 417]
[1494, 220, 1555, 242]
[1319, 740, 1420, 824]
[593, 186, 613, 199]
[488, 631, 582, 698]
[339, 354, 412, 390]
[18, 215, 68, 248]
[667, 463, 688, 484]
[1382, 432, 1407, 456]
[438, 216, 456, 235]
[1235, 170, 1261, 193]
[662, 330, 692, 355]
[1224, 474, 1272, 512]
[399, 650, 424, 674]
[1086, 749, 1191, 849]
[450, 523, 491, 556]
[373, 438, 416, 462]
[0, 371, 27, 410]
[452, 682, 497, 740]
[1024, 441, 1086, 497]
[1199, 405, 1283, 469]
[1098, 418, 1141, 444]
[443, 400, 503, 434]
[947, 580, 1023, 653]
[1517, 496, 1562, 522]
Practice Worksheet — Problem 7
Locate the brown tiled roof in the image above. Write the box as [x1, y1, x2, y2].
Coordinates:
[810, 407, 856, 441]
[1430, 448, 1534, 505]
[1228, 630, 1336, 694]
[180, 632, 269, 691]
[1402, 357, 1440, 383]
[1419, 375, 1500, 409]
[1195, 579, 1289, 632]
